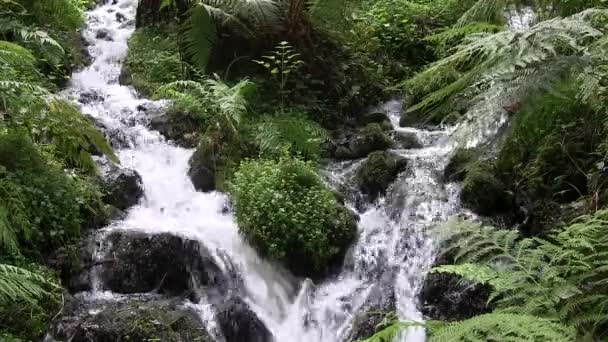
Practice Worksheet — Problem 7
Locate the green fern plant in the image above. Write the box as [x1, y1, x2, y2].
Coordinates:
[0, 264, 59, 304]
[155, 76, 255, 134]
[432, 209, 608, 337]
[254, 114, 327, 160]
[404, 9, 608, 124]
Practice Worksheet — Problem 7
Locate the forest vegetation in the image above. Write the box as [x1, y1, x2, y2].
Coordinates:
[0, 0, 608, 341]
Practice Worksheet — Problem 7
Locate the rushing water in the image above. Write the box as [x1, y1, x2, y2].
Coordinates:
[63, 1, 512, 341]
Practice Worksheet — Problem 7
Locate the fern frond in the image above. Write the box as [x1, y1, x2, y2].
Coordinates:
[0, 264, 58, 304]
[183, 3, 217, 71]
[429, 313, 575, 341]
[255, 115, 327, 160]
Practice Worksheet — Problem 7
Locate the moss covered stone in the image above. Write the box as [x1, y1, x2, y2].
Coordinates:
[460, 161, 513, 216]
[355, 151, 408, 200]
[51, 299, 211, 342]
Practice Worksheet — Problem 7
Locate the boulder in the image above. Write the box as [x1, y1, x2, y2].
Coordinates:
[350, 123, 393, 159]
[216, 296, 272, 342]
[100, 232, 229, 297]
[101, 168, 144, 210]
[393, 131, 422, 150]
[329, 123, 393, 160]
[420, 272, 492, 321]
[79, 90, 104, 104]
[95, 28, 113, 41]
[346, 282, 396, 341]
[86, 115, 132, 150]
[355, 151, 407, 200]
[188, 142, 217, 192]
[460, 161, 513, 216]
[147, 110, 199, 148]
[50, 298, 212, 342]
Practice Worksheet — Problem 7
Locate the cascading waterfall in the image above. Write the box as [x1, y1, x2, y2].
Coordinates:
[62, 1, 523, 341]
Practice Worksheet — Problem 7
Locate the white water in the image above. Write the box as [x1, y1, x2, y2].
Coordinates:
[64, 1, 509, 341]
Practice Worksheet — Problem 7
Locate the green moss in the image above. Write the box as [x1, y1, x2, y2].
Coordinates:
[355, 151, 407, 198]
[229, 157, 357, 277]
[351, 123, 393, 157]
[123, 27, 183, 96]
[460, 161, 512, 216]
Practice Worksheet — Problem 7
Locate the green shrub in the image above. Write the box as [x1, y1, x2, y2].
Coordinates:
[229, 157, 357, 276]
[496, 83, 602, 202]
[124, 28, 183, 96]
[0, 132, 105, 258]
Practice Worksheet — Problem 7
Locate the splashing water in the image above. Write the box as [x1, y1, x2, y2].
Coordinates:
[64, 1, 512, 341]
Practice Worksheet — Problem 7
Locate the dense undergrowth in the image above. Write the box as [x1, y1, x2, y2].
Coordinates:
[2, 0, 608, 340]
[0, 0, 118, 340]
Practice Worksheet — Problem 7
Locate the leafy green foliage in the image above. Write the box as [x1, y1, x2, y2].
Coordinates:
[496, 83, 601, 203]
[156, 76, 255, 134]
[403, 9, 608, 124]
[124, 27, 184, 96]
[253, 114, 327, 160]
[229, 157, 356, 275]
[254, 41, 304, 111]
[0, 132, 106, 258]
[433, 210, 608, 338]
[0, 264, 59, 304]
[429, 313, 575, 341]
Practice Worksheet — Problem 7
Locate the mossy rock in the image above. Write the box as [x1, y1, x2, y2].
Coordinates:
[355, 151, 408, 200]
[331, 123, 393, 160]
[51, 299, 211, 342]
[444, 148, 479, 182]
[188, 130, 257, 192]
[351, 123, 393, 158]
[460, 161, 513, 216]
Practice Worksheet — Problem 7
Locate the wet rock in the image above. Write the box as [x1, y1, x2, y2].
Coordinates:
[329, 123, 393, 160]
[393, 131, 422, 149]
[350, 123, 393, 158]
[118, 65, 131, 85]
[444, 148, 479, 182]
[355, 151, 407, 200]
[460, 161, 514, 216]
[420, 272, 492, 321]
[95, 28, 113, 41]
[188, 143, 216, 192]
[216, 296, 272, 342]
[79, 90, 104, 104]
[76, 33, 93, 67]
[346, 282, 396, 341]
[86, 115, 131, 150]
[50, 298, 212, 342]
[147, 110, 199, 148]
[100, 232, 228, 297]
[115, 12, 127, 22]
[101, 168, 144, 210]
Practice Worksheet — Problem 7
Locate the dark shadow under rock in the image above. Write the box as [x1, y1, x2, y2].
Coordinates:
[100, 231, 231, 298]
[420, 272, 492, 322]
